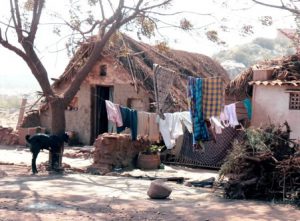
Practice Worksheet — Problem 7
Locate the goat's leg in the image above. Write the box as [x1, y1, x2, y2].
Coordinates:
[32, 151, 39, 174]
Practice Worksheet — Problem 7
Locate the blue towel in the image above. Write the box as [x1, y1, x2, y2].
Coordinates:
[117, 106, 138, 140]
[188, 77, 209, 144]
[243, 98, 252, 120]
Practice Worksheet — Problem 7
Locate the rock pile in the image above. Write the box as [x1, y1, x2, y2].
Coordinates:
[0, 127, 19, 145]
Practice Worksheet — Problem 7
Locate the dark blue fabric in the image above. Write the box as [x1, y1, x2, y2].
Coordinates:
[117, 106, 138, 140]
[188, 77, 209, 144]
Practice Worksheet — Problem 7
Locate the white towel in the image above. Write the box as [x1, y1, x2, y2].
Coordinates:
[157, 112, 193, 149]
[224, 103, 239, 127]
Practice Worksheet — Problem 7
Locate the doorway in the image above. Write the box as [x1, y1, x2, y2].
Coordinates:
[90, 85, 112, 144]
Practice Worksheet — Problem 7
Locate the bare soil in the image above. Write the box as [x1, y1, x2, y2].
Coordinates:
[0, 145, 299, 221]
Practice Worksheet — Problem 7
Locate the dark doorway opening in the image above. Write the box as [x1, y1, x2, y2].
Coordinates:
[90, 86, 110, 144]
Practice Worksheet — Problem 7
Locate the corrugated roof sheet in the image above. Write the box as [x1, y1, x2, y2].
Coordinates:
[249, 80, 300, 86]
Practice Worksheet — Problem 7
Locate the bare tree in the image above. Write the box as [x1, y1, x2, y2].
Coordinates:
[252, 0, 300, 52]
[251, 0, 300, 15]
[0, 0, 182, 171]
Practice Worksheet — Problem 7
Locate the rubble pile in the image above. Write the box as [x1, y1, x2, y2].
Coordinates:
[64, 147, 94, 159]
[219, 122, 300, 204]
[259, 54, 300, 81]
[89, 133, 149, 174]
[0, 127, 19, 145]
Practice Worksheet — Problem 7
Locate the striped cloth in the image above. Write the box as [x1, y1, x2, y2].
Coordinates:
[202, 77, 224, 119]
[188, 77, 209, 144]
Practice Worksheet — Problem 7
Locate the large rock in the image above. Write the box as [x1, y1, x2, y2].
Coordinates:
[147, 179, 172, 199]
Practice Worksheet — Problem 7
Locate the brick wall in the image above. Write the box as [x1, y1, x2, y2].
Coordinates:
[90, 133, 150, 174]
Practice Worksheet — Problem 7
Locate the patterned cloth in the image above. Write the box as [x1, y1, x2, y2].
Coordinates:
[202, 77, 224, 119]
[153, 64, 176, 115]
[188, 77, 209, 144]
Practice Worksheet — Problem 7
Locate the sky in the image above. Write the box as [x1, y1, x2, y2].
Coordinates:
[0, 0, 297, 95]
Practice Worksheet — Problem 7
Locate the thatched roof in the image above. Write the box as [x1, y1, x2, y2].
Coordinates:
[226, 67, 253, 100]
[226, 54, 300, 100]
[53, 34, 229, 111]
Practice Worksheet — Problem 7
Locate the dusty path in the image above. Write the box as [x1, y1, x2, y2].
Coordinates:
[0, 145, 299, 221]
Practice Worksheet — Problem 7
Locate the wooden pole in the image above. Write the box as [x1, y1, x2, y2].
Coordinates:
[16, 97, 27, 130]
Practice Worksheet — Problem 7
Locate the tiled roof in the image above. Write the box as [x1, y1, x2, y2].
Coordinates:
[249, 80, 300, 86]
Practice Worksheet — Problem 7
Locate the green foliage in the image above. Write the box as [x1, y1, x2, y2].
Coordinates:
[219, 139, 247, 179]
[219, 123, 293, 180]
[144, 145, 163, 154]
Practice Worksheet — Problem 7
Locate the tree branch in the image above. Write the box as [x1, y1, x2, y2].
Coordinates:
[141, 0, 172, 11]
[29, 0, 45, 43]
[0, 28, 27, 60]
[99, 0, 105, 20]
[252, 0, 300, 15]
[10, 0, 23, 42]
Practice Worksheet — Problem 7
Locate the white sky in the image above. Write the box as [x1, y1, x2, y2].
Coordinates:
[0, 0, 296, 95]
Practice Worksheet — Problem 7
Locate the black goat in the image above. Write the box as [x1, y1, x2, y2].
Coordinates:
[25, 133, 69, 174]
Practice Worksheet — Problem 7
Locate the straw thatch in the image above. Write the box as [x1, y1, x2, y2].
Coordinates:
[53, 34, 229, 111]
[226, 54, 300, 100]
[225, 67, 253, 100]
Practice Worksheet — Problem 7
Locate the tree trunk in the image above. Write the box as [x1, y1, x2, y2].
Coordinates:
[49, 97, 66, 172]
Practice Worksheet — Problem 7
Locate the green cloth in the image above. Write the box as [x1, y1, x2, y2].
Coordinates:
[243, 98, 252, 120]
[117, 106, 138, 140]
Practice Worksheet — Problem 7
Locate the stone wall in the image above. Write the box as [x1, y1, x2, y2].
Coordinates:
[90, 133, 149, 174]
[0, 127, 18, 145]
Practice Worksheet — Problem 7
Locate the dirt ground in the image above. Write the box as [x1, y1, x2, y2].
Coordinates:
[0, 145, 299, 221]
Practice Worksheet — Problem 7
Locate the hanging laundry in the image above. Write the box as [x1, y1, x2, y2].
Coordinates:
[243, 98, 252, 120]
[153, 64, 176, 115]
[148, 113, 160, 142]
[137, 111, 160, 142]
[210, 116, 224, 134]
[188, 77, 209, 144]
[178, 111, 193, 133]
[220, 111, 230, 127]
[224, 103, 239, 127]
[105, 100, 123, 127]
[157, 112, 193, 149]
[117, 106, 138, 140]
[157, 113, 176, 149]
[202, 77, 224, 119]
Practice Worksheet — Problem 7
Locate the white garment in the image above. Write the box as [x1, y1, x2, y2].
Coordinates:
[179, 111, 193, 133]
[220, 111, 230, 127]
[224, 103, 239, 127]
[157, 112, 193, 149]
[210, 116, 224, 134]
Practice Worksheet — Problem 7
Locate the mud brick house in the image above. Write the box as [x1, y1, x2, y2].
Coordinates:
[24, 34, 229, 145]
[227, 54, 300, 141]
